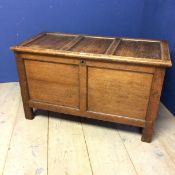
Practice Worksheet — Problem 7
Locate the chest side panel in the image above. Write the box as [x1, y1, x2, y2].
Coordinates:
[87, 66, 153, 119]
[25, 60, 79, 108]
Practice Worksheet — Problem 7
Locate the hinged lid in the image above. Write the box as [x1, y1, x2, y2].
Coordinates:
[11, 32, 172, 67]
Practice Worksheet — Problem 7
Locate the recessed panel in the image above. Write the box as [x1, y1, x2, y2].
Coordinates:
[26, 33, 75, 50]
[70, 37, 113, 54]
[25, 60, 79, 108]
[88, 67, 153, 119]
[115, 40, 161, 59]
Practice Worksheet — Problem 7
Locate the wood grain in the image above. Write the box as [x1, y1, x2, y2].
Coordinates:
[70, 36, 113, 54]
[87, 67, 153, 119]
[0, 83, 20, 175]
[160, 41, 171, 61]
[118, 123, 175, 175]
[48, 112, 92, 175]
[29, 100, 145, 127]
[11, 32, 172, 67]
[79, 62, 87, 112]
[26, 33, 75, 50]
[11, 32, 172, 143]
[25, 60, 80, 108]
[155, 103, 175, 165]
[12, 48, 172, 67]
[142, 68, 165, 142]
[86, 60, 155, 73]
[115, 40, 161, 59]
[82, 121, 137, 175]
[16, 58, 34, 119]
[3, 101, 48, 175]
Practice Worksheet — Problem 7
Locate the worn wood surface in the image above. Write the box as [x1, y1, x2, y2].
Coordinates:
[11, 32, 172, 142]
[0, 83, 20, 175]
[11, 32, 172, 67]
[87, 67, 153, 119]
[115, 40, 161, 59]
[16, 59, 34, 120]
[0, 83, 175, 175]
[118, 104, 175, 175]
[81, 120, 137, 175]
[48, 113, 92, 175]
[3, 102, 48, 175]
[70, 36, 112, 54]
[25, 60, 80, 108]
[141, 68, 165, 142]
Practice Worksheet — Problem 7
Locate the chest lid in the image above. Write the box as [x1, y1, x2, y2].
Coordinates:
[11, 32, 172, 67]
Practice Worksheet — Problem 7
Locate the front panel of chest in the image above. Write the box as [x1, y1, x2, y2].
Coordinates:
[25, 59, 80, 109]
[24, 57, 154, 121]
[85, 61, 154, 120]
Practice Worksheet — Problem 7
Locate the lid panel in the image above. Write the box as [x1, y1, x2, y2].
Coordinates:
[11, 32, 172, 67]
[70, 37, 113, 54]
[26, 34, 75, 50]
[115, 40, 161, 59]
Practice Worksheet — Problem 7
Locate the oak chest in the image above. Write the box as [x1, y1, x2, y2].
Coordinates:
[11, 32, 172, 142]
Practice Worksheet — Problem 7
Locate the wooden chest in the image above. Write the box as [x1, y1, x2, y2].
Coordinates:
[11, 32, 172, 142]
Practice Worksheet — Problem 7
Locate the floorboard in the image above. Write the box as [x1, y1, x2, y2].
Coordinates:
[48, 113, 92, 175]
[0, 83, 20, 175]
[117, 115, 175, 175]
[81, 119, 137, 175]
[154, 104, 175, 164]
[3, 101, 48, 175]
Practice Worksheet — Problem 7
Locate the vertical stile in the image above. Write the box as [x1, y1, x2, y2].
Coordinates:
[79, 62, 87, 112]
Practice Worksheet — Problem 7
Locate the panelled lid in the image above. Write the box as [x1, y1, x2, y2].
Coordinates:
[11, 32, 172, 67]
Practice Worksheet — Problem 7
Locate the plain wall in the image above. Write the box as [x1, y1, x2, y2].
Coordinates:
[140, 0, 175, 115]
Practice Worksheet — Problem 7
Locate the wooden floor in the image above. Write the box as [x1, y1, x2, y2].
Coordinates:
[0, 82, 175, 175]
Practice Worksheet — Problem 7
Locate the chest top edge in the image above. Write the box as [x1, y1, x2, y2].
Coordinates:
[10, 32, 172, 68]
